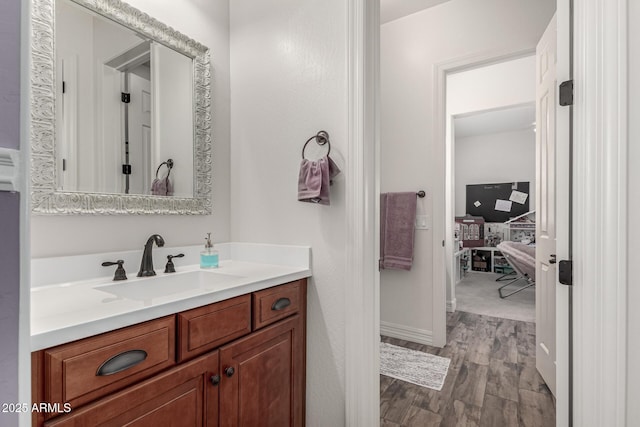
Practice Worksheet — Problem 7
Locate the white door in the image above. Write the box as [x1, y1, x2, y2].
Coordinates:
[535, 14, 557, 396]
[127, 73, 152, 195]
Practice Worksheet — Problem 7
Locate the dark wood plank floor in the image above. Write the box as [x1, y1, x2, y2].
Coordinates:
[380, 311, 555, 427]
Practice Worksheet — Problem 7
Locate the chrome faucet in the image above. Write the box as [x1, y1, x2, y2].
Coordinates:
[137, 234, 165, 277]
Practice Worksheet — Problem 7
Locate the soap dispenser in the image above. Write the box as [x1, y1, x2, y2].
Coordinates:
[200, 233, 219, 268]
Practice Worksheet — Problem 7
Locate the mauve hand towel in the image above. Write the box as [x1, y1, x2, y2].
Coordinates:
[380, 192, 417, 270]
[151, 176, 173, 196]
[298, 155, 340, 205]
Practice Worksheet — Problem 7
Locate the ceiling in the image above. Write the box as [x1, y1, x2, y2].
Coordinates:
[380, 0, 452, 24]
[454, 104, 536, 139]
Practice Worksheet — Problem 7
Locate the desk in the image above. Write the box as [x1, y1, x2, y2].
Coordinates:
[467, 246, 514, 275]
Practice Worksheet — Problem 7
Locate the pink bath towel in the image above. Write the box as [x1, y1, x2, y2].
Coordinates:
[298, 156, 340, 205]
[380, 192, 417, 270]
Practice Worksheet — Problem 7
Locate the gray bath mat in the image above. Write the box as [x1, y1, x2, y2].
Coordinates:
[380, 342, 451, 391]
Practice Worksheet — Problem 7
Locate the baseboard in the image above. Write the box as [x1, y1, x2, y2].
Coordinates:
[380, 321, 433, 346]
[446, 299, 457, 313]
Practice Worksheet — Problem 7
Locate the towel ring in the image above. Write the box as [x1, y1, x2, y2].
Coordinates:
[155, 159, 174, 179]
[301, 130, 331, 159]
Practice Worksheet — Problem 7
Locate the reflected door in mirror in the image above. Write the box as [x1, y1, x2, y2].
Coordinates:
[55, 0, 194, 197]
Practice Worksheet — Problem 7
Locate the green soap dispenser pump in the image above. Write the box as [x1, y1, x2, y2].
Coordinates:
[200, 233, 219, 268]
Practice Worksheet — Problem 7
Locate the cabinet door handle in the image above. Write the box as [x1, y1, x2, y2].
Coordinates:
[549, 254, 557, 264]
[225, 366, 235, 377]
[210, 374, 221, 386]
[96, 349, 147, 376]
[271, 297, 291, 311]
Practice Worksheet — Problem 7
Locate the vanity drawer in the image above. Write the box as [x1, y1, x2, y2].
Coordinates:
[252, 279, 304, 329]
[43, 315, 175, 411]
[177, 294, 251, 362]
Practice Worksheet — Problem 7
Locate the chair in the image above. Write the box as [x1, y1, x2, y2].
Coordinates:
[495, 241, 536, 299]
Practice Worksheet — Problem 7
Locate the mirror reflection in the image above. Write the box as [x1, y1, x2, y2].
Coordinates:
[55, 0, 194, 197]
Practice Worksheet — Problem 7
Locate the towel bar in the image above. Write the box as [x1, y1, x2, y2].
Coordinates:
[417, 191, 426, 198]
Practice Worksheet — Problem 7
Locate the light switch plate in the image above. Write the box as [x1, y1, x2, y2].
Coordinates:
[415, 215, 430, 230]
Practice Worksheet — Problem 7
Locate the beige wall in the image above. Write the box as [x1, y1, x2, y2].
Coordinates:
[31, 0, 231, 257]
[380, 0, 555, 336]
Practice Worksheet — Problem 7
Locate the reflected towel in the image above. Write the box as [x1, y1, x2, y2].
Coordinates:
[380, 192, 417, 270]
[151, 176, 174, 196]
[298, 155, 340, 205]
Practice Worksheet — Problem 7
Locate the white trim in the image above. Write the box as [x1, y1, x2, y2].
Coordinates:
[0, 147, 20, 192]
[554, 1, 571, 425]
[446, 298, 456, 313]
[433, 47, 535, 349]
[345, 0, 380, 425]
[380, 321, 434, 346]
[572, 0, 628, 425]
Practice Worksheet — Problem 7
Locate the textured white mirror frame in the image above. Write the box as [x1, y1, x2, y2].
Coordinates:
[30, 0, 212, 214]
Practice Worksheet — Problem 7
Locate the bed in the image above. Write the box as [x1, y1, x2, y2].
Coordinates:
[495, 241, 536, 299]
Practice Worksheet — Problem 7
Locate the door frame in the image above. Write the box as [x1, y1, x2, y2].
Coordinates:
[571, 0, 628, 425]
[346, 0, 629, 426]
[434, 47, 536, 350]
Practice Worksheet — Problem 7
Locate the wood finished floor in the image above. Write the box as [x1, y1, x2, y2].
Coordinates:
[380, 311, 555, 427]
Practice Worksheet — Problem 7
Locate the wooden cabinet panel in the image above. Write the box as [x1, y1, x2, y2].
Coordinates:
[177, 294, 251, 362]
[43, 316, 175, 412]
[219, 314, 305, 427]
[252, 280, 303, 330]
[45, 351, 219, 427]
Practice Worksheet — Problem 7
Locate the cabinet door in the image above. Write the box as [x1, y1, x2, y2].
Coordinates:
[45, 351, 220, 427]
[219, 315, 305, 427]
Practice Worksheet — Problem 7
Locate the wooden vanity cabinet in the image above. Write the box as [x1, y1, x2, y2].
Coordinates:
[32, 279, 307, 427]
[219, 314, 305, 427]
[44, 351, 219, 427]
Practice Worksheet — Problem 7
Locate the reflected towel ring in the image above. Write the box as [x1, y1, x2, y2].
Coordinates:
[155, 159, 174, 179]
[301, 130, 331, 159]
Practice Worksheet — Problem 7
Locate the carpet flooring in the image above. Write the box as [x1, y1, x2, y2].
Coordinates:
[455, 272, 535, 323]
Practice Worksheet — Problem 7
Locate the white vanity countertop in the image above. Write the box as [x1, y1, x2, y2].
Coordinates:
[31, 243, 311, 351]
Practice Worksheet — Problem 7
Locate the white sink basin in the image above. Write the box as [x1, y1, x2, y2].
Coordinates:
[94, 270, 244, 301]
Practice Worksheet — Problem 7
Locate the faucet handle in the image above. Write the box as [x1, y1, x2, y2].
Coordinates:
[102, 260, 127, 281]
[164, 254, 185, 273]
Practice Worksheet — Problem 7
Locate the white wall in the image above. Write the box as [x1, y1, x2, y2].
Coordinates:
[31, 0, 231, 258]
[380, 0, 554, 337]
[447, 56, 536, 116]
[455, 129, 536, 216]
[627, 0, 640, 421]
[153, 43, 194, 197]
[230, 1, 347, 424]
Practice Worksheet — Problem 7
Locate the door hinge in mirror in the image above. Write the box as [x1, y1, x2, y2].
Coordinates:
[122, 164, 132, 175]
[559, 260, 573, 286]
[121, 92, 131, 103]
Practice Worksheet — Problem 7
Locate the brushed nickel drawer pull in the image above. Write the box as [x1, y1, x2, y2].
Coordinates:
[96, 350, 148, 376]
[271, 297, 291, 311]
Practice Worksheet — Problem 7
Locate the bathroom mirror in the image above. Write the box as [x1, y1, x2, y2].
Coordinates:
[30, 0, 212, 214]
